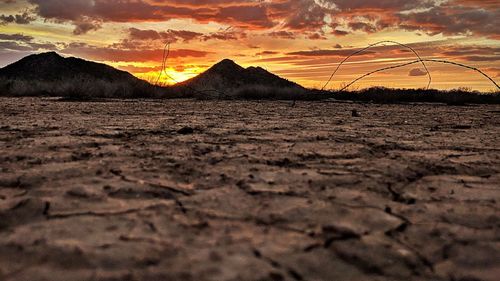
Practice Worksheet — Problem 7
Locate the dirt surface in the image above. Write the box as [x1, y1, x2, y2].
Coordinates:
[0, 97, 499, 281]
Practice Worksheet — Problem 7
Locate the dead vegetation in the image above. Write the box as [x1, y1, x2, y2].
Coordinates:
[0, 76, 171, 100]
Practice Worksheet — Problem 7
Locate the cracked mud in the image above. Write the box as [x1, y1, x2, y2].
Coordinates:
[0, 97, 499, 281]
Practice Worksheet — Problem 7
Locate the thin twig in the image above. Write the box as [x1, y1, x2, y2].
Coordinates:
[322, 41, 431, 90]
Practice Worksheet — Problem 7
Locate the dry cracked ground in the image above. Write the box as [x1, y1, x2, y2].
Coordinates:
[0, 97, 499, 281]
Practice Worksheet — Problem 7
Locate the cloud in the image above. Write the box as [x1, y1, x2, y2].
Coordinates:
[27, 0, 276, 34]
[462, 55, 500, 62]
[307, 32, 327, 40]
[0, 12, 35, 24]
[16, 0, 500, 39]
[63, 42, 211, 62]
[116, 64, 160, 73]
[0, 35, 57, 51]
[484, 68, 500, 78]
[267, 30, 296, 39]
[73, 20, 102, 35]
[0, 41, 33, 51]
[201, 30, 246, 41]
[398, 5, 500, 39]
[409, 68, 428, 76]
[128, 28, 203, 43]
[256, 51, 279, 56]
[278, 0, 332, 31]
[126, 27, 245, 44]
[287, 49, 375, 57]
[332, 29, 349, 36]
[0, 33, 34, 42]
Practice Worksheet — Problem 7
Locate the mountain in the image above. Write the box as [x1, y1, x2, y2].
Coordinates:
[176, 59, 303, 94]
[0, 53, 304, 99]
[0, 52, 164, 98]
[0, 52, 138, 83]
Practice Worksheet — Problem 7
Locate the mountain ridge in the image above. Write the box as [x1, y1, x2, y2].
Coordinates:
[0, 52, 140, 83]
[0, 52, 163, 98]
[177, 58, 303, 93]
[0, 52, 304, 98]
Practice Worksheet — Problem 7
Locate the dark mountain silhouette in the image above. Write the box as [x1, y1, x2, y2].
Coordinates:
[0, 52, 140, 83]
[0, 53, 304, 98]
[0, 52, 164, 98]
[0, 52, 498, 103]
[176, 59, 303, 93]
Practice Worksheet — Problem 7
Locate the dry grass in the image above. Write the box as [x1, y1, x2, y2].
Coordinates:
[0, 76, 173, 100]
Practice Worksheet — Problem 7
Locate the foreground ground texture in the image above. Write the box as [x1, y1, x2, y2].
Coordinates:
[0, 97, 499, 281]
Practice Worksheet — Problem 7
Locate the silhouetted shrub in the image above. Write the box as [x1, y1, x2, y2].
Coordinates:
[329, 87, 500, 104]
[230, 85, 320, 100]
[0, 76, 177, 100]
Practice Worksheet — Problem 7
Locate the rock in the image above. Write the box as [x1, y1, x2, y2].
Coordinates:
[177, 126, 194, 135]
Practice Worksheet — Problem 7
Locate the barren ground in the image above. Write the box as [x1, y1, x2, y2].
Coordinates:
[0, 97, 499, 281]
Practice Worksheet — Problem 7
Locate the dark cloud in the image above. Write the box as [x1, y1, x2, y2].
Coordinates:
[0, 12, 35, 25]
[16, 0, 500, 39]
[332, 30, 349, 36]
[287, 49, 375, 57]
[398, 5, 500, 39]
[63, 42, 211, 62]
[73, 21, 102, 35]
[267, 31, 296, 39]
[307, 32, 327, 40]
[255, 51, 279, 56]
[127, 27, 245, 43]
[0, 33, 34, 42]
[462, 55, 500, 62]
[0, 36, 57, 52]
[201, 30, 246, 41]
[27, 0, 275, 34]
[128, 28, 203, 42]
[0, 41, 33, 51]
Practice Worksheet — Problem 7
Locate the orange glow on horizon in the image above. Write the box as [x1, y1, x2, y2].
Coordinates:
[0, 0, 498, 91]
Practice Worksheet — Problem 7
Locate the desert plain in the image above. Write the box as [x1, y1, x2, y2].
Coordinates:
[0, 97, 499, 281]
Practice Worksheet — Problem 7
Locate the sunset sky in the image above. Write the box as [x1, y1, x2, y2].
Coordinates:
[0, 0, 499, 91]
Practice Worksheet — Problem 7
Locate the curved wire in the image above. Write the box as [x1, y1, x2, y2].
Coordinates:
[340, 59, 499, 91]
[155, 42, 170, 86]
[322, 40, 431, 90]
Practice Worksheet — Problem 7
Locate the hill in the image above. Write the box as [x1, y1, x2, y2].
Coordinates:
[0, 52, 166, 99]
[173, 59, 304, 97]
[1, 52, 497, 103]
[0, 52, 136, 82]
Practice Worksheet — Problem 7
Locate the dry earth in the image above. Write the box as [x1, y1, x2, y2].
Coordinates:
[0, 97, 499, 281]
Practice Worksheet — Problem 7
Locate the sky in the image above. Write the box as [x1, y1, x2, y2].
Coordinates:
[0, 0, 499, 91]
